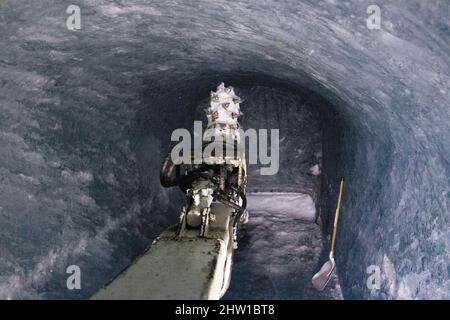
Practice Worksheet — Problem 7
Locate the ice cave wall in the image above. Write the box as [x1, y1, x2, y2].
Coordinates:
[0, 0, 449, 299]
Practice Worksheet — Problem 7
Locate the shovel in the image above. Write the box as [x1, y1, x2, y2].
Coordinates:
[312, 177, 344, 291]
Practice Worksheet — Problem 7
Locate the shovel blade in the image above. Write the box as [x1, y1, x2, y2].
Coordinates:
[312, 259, 336, 291]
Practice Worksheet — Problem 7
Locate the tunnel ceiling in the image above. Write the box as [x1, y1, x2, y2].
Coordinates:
[0, 0, 450, 299]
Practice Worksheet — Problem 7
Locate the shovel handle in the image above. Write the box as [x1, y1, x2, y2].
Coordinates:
[330, 178, 344, 254]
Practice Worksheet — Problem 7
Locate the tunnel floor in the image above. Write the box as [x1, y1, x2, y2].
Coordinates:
[224, 193, 342, 300]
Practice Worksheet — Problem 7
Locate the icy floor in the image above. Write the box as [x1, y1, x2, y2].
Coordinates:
[224, 193, 342, 300]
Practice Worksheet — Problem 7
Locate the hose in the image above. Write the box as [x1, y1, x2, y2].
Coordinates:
[160, 154, 210, 187]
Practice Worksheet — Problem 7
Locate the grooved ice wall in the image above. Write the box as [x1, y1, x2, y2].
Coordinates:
[0, 0, 449, 299]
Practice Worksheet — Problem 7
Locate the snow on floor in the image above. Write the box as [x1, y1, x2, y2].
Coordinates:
[246, 192, 317, 221]
[224, 193, 342, 300]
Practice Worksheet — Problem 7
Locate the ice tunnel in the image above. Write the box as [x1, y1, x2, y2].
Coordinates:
[0, 0, 449, 299]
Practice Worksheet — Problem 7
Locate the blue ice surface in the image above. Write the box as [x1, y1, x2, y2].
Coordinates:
[0, 0, 449, 299]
